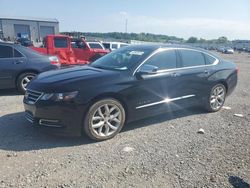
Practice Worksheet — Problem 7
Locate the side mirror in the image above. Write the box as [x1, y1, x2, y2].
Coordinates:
[136, 64, 158, 77]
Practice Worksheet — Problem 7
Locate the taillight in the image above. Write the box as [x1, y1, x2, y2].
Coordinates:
[236, 67, 239, 74]
[49, 56, 61, 66]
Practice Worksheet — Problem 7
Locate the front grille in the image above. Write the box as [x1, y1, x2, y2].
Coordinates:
[25, 111, 34, 123]
[25, 89, 43, 104]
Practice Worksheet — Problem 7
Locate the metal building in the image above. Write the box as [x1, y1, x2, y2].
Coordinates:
[0, 16, 59, 42]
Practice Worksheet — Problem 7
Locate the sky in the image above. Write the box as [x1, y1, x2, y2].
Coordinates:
[0, 0, 250, 40]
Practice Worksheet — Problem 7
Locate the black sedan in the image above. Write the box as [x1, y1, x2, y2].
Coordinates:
[23, 45, 238, 141]
[0, 42, 60, 93]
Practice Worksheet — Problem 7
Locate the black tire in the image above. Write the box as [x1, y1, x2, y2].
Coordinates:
[17, 72, 37, 94]
[84, 98, 126, 141]
[204, 84, 226, 112]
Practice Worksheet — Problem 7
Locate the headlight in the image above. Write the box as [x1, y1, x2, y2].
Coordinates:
[40, 91, 78, 102]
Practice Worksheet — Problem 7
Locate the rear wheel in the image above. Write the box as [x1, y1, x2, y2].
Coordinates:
[205, 84, 226, 112]
[84, 98, 126, 141]
[17, 72, 36, 94]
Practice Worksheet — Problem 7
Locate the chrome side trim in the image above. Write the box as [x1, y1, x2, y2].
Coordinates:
[133, 47, 219, 75]
[39, 119, 62, 128]
[135, 94, 195, 109]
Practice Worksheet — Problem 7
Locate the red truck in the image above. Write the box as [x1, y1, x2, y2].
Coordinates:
[30, 35, 109, 65]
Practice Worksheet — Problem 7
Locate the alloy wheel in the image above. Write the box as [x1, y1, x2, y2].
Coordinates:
[91, 103, 122, 137]
[210, 85, 226, 110]
[21, 75, 35, 90]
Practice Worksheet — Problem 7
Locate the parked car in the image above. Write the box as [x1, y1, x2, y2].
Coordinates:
[224, 47, 234, 54]
[16, 37, 33, 47]
[102, 42, 129, 51]
[30, 35, 109, 65]
[217, 47, 226, 53]
[245, 47, 250, 53]
[23, 45, 238, 141]
[86, 41, 106, 50]
[0, 42, 60, 93]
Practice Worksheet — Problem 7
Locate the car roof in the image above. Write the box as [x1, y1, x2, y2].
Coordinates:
[0, 42, 48, 58]
[103, 42, 128, 44]
[125, 44, 220, 59]
[0, 41, 15, 45]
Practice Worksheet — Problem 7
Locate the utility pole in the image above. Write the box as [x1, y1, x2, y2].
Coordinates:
[125, 19, 128, 33]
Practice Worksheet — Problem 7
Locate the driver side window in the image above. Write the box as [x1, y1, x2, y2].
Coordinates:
[144, 50, 177, 71]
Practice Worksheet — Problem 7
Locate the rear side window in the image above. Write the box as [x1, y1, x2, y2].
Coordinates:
[111, 44, 118, 49]
[14, 49, 23, 57]
[88, 43, 103, 49]
[179, 50, 205, 67]
[102, 43, 110, 49]
[0, 45, 13, 58]
[54, 38, 68, 48]
[144, 50, 177, 70]
[204, 54, 216, 65]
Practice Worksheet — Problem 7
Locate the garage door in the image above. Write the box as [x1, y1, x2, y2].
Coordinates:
[14, 24, 30, 39]
[40, 26, 55, 39]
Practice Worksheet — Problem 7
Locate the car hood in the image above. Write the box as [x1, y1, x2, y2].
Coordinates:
[31, 65, 119, 86]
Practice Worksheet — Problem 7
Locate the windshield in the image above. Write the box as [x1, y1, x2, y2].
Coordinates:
[90, 47, 152, 71]
[88, 43, 104, 49]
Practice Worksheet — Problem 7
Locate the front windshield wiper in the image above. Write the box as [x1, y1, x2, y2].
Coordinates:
[91, 65, 128, 71]
[91, 65, 107, 70]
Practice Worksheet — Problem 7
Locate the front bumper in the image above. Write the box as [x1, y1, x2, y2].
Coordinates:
[23, 99, 86, 136]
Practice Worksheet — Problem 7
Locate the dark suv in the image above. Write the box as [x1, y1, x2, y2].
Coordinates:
[0, 42, 60, 93]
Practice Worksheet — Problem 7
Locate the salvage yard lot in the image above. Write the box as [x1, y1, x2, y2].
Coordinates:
[0, 52, 249, 188]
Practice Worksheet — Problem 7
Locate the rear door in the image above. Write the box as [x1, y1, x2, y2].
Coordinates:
[0, 44, 26, 89]
[176, 49, 208, 106]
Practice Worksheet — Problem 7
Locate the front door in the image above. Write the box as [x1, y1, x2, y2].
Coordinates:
[0, 44, 26, 89]
[72, 39, 94, 63]
[127, 49, 184, 120]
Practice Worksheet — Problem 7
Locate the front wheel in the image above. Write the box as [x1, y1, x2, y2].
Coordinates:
[17, 72, 37, 94]
[205, 84, 226, 112]
[84, 98, 126, 141]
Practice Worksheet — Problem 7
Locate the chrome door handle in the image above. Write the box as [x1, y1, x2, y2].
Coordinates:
[13, 60, 24, 64]
[204, 70, 209, 74]
[171, 73, 181, 77]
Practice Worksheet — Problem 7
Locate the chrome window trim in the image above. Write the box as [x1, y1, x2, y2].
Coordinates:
[0, 44, 26, 59]
[135, 94, 196, 109]
[133, 47, 219, 75]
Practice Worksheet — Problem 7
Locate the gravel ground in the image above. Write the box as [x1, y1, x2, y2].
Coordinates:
[0, 52, 249, 188]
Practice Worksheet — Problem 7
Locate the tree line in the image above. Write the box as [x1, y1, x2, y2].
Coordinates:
[61, 31, 230, 44]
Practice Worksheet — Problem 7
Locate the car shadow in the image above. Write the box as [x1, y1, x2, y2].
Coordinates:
[0, 107, 204, 152]
[0, 89, 21, 96]
[123, 106, 205, 132]
[229, 176, 250, 188]
[0, 112, 93, 152]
